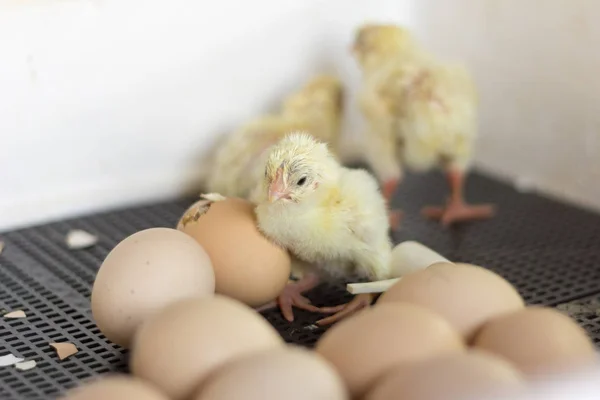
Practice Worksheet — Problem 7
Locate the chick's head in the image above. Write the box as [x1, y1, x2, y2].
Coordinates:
[352, 23, 415, 69]
[263, 132, 339, 203]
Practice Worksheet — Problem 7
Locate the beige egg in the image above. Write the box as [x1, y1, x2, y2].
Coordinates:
[178, 197, 291, 307]
[194, 346, 348, 400]
[316, 302, 465, 398]
[378, 262, 525, 341]
[60, 374, 168, 400]
[131, 296, 284, 400]
[365, 350, 523, 400]
[91, 227, 215, 348]
[473, 306, 598, 377]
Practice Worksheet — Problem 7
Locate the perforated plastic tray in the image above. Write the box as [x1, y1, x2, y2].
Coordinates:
[2, 171, 600, 399]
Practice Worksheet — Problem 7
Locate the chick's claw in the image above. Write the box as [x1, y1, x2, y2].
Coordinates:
[422, 201, 495, 227]
[315, 293, 375, 326]
[276, 283, 345, 322]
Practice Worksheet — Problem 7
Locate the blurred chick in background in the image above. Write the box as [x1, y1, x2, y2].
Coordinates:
[254, 132, 392, 326]
[206, 75, 343, 200]
[352, 24, 495, 227]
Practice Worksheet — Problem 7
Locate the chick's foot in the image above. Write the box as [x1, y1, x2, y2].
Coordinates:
[315, 293, 375, 326]
[270, 274, 344, 322]
[421, 200, 495, 227]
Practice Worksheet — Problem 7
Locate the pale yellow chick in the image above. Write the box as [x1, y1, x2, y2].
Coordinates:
[206, 75, 343, 200]
[254, 132, 392, 326]
[353, 23, 494, 227]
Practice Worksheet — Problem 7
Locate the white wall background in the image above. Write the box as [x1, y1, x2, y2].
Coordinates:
[1, 0, 599, 231]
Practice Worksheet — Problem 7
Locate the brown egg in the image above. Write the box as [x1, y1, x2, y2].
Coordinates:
[473, 306, 598, 377]
[378, 262, 525, 341]
[91, 228, 215, 348]
[194, 346, 348, 400]
[365, 350, 523, 400]
[316, 302, 465, 398]
[178, 197, 291, 307]
[131, 296, 284, 400]
[60, 374, 168, 400]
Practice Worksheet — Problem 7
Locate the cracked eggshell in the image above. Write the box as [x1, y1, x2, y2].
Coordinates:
[177, 197, 291, 308]
[131, 296, 284, 400]
[91, 228, 215, 348]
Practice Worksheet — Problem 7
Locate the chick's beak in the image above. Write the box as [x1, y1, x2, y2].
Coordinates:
[268, 167, 289, 203]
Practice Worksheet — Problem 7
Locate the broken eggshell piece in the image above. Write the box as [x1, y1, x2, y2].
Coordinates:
[66, 230, 98, 249]
[3, 310, 26, 319]
[15, 360, 37, 371]
[50, 342, 78, 361]
[0, 354, 24, 367]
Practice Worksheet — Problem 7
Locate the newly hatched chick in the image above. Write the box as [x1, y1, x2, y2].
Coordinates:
[206, 75, 344, 200]
[353, 23, 494, 227]
[254, 132, 393, 326]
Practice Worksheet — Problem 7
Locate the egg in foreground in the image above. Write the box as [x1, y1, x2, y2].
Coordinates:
[378, 262, 524, 341]
[131, 296, 284, 400]
[194, 346, 348, 400]
[365, 350, 523, 400]
[91, 228, 215, 347]
[473, 306, 597, 377]
[60, 375, 168, 400]
[316, 302, 465, 398]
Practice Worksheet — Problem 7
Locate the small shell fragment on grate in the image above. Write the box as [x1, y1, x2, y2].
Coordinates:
[0, 354, 24, 367]
[14, 360, 37, 371]
[50, 342, 78, 361]
[65, 229, 98, 249]
[3, 310, 26, 319]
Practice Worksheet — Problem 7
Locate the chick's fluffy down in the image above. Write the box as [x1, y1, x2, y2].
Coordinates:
[254, 132, 392, 282]
[354, 24, 478, 181]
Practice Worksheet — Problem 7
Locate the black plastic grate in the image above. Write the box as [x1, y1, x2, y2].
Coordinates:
[1, 171, 600, 399]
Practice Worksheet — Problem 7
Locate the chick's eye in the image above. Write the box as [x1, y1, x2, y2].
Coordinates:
[297, 177, 307, 186]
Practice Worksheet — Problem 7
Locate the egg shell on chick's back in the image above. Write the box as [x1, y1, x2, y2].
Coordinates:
[177, 196, 291, 308]
[378, 262, 524, 341]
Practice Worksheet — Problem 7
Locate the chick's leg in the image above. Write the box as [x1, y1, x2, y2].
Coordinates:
[315, 293, 375, 326]
[383, 180, 403, 230]
[365, 123, 403, 230]
[422, 169, 495, 226]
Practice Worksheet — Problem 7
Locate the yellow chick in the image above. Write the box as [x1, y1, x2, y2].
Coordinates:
[206, 74, 343, 200]
[352, 23, 495, 227]
[254, 132, 393, 326]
